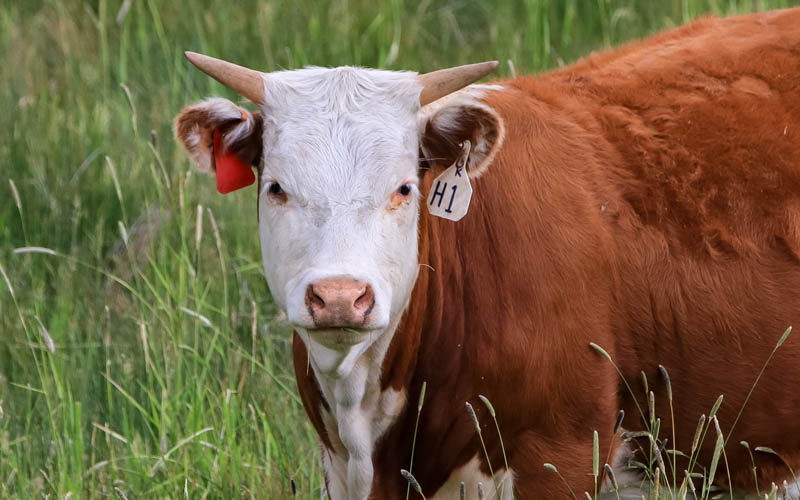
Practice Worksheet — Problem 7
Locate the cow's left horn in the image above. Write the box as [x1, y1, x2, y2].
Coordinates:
[184, 51, 266, 104]
[417, 61, 499, 106]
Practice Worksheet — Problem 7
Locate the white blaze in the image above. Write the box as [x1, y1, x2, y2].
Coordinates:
[252, 67, 497, 499]
[255, 67, 422, 499]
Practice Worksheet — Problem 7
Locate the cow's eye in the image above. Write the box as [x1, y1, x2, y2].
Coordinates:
[389, 183, 415, 209]
[266, 181, 287, 203]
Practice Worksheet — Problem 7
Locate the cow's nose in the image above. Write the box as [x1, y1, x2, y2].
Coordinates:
[305, 277, 376, 328]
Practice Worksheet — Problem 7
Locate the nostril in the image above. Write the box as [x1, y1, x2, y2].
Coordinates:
[353, 284, 375, 314]
[306, 285, 326, 312]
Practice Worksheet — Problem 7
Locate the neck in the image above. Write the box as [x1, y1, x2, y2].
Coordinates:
[291, 203, 438, 499]
[293, 321, 404, 499]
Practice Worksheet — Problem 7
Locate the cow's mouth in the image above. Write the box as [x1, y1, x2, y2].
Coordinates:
[303, 327, 377, 348]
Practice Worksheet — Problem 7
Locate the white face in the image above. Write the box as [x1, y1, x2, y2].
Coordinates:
[255, 68, 423, 376]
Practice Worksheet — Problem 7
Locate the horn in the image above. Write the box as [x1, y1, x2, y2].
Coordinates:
[417, 61, 499, 106]
[184, 51, 266, 104]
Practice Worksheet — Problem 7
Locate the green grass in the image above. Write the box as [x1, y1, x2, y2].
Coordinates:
[1, 0, 798, 498]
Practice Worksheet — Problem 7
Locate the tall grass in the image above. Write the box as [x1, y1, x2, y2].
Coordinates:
[1, 0, 797, 498]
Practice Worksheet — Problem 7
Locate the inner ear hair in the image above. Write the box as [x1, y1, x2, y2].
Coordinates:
[420, 103, 503, 178]
[225, 111, 263, 167]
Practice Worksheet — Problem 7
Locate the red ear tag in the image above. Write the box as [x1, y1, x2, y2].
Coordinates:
[213, 129, 256, 194]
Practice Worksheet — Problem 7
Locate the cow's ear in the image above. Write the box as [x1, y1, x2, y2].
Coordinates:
[174, 98, 263, 193]
[419, 99, 505, 178]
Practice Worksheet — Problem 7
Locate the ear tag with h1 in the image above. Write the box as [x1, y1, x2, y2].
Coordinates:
[213, 128, 255, 194]
[427, 139, 472, 221]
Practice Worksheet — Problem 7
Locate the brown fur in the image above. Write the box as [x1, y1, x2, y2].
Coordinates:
[292, 7, 800, 498]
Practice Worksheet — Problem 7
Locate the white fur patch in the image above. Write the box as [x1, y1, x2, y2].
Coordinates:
[781, 477, 800, 500]
[431, 455, 514, 500]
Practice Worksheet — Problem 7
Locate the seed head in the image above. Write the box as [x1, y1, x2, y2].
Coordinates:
[465, 402, 481, 434]
[400, 469, 422, 494]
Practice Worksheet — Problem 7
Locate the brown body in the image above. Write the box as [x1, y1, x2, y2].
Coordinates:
[292, 8, 800, 498]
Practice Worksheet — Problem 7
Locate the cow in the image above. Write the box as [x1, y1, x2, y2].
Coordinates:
[174, 7, 800, 499]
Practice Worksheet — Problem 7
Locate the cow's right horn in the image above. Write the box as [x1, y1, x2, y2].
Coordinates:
[417, 61, 499, 106]
[184, 51, 266, 105]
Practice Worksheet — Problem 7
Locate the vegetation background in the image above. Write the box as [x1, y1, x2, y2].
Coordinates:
[1, 0, 798, 498]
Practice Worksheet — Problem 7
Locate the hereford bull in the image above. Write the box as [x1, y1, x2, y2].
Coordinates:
[174, 7, 800, 499]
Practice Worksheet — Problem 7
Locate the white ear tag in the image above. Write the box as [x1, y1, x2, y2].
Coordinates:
[426, 140, 473, 221]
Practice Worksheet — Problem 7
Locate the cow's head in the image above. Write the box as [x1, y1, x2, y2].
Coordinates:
[175, 53, 501, 377]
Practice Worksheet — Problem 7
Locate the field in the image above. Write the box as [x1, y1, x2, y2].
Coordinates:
[1, 0, 799, 498]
